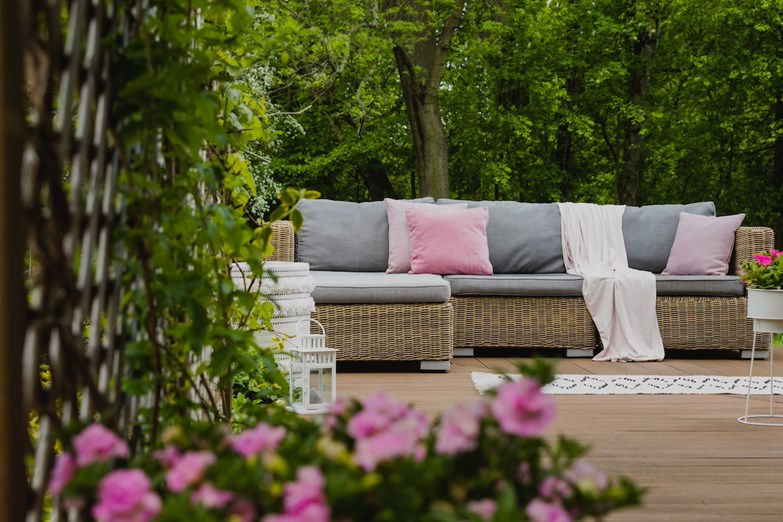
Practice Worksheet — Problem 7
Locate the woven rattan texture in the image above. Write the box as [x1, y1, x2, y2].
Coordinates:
[657, 296, 770, 351]
[269, 221, 295, 262]
[272, 222, 775, 357]
[312, 302, 453, 361]
[451, 296, 597, 349]
[733, 226, 774, 274]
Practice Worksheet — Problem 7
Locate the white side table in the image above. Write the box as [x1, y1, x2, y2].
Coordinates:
[738, 316, 783, 426]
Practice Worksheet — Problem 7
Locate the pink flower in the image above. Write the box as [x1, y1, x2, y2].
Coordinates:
[328, 397, 348, 416]
[263, 467, 330, 522]
[353, 409, 429, 471]
[92, 469, 161, 522]
[467, 498, 497, 520]
[754, 254, 773, 266]
[283, 467, 327, 514]
[323, 398, 348, 431]
[526, 498, 573, 522]
[230, 499, 257, 522]
[49, 453, 76, 496]
[363, 393, 410, 418]
[518, 462, 531, 484]
[347, 410, 391, 439]
[491, 378, 555, 437]
[539, 476, 570, 499]
[354, 430, 410, 471]
[165, 450, 216, 492]
[435, 401, 487, 455]
[564, 460, 608, 492]
[228, 422, 286, 458]
[73, 423, 130, 467]
[153, 444, 181, 467]
[347, 393, 408, 439]
[770, 249, 781, 259]
[347, 393, 430, 470]
[191, 482, 235, 509]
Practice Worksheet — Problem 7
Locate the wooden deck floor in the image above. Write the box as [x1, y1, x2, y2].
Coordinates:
[336, 348, 783, 521]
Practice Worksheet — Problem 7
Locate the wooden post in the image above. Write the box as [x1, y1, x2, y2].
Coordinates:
[0, 0, 27, 520]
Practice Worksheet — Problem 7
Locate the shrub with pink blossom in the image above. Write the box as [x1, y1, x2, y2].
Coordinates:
[740, 249, 783, 289]
[48, 362, 642, 521]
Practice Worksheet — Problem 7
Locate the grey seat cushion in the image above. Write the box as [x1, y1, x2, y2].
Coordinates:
[446, 274, 584, 297]
[311, 271, 451, 304]
[655, 275, 745, 297]
[297, 198, 434, 272]
[438, 200, 566, 274]
[622, 202, 715, 273]
[446, 273, 744, 298]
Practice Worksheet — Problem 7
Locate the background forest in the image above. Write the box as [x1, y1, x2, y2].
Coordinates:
[246, 0, 782, 248]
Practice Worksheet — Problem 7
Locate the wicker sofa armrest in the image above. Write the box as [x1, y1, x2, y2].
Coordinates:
[268, 221, 295, 262]
[732, 226, 774, 274]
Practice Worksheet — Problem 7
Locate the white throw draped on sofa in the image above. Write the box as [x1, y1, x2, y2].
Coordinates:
[558, 203, 664, 362]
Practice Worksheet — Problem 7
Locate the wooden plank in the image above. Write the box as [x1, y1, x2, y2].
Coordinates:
[337, 349, 783, 519]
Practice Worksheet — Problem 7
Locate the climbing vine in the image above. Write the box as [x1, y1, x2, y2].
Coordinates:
[112, 1, 316, 444]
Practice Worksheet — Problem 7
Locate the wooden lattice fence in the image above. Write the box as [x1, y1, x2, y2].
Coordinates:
[20, 1, 137, 519]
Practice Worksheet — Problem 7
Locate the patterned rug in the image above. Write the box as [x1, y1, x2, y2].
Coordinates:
[471, 372, 783, 395]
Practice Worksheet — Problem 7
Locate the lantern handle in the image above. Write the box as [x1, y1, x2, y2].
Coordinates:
[296, 318, 326, 337]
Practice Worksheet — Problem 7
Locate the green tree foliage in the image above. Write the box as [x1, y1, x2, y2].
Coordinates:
[261, 0, 480, 201]
[258, 0, 414, 201]
[646, 0, 783, 242]
[261, 0, 782, 243]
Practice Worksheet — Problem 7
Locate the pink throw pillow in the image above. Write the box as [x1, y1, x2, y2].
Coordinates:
[662, 212, 745, 275]
[384, 199, 466, 273]
[406, 206, 493, 275]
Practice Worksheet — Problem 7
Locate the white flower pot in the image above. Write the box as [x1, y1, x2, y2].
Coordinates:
[747, 288, 783, 333]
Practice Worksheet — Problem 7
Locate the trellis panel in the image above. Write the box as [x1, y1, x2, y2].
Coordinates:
[21, 1, 133, 520]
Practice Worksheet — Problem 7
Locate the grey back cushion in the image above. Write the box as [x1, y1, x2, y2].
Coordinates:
[297, 198, 434, 272]
[622, 201, 715, 273]
[438, 199, 566, 273]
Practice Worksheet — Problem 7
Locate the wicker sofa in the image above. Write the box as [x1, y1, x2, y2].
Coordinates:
[268, 199, 774, 371]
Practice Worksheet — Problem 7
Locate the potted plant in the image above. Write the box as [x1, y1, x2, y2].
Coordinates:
[739, 249, 783, 325]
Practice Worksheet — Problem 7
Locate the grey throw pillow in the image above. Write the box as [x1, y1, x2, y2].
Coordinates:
[296, 198, 434, 272]
[438, 199, 566, 274]
[622, 201, 716, 273]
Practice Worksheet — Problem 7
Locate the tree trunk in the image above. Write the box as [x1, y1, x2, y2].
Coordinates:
[557, 73, 582, 201]
[394, 51, 449, 198]
[359, 161, 398, 200]
[618, 121, 643, 205]
[391, 0, 466, 199]
[617, 14, 659, 205]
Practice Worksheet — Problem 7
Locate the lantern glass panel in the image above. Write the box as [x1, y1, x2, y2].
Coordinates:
[309, 367, 334, 405]
[288, 359, 305, 408]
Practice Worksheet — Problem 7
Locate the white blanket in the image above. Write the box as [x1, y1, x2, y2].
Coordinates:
[558, 203, 664, 362]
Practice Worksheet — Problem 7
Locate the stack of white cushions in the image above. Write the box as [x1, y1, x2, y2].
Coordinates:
[231, 261, 316, 344]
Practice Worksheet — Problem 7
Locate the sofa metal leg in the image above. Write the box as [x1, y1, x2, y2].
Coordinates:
[741, 349, 770, 360]
[420, 360, 450, 372]
[453, 348, 474, 357]
[566, 348, 594, 358]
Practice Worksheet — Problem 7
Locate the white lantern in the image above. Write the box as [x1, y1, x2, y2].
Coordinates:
[287, 320, 337, 414]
